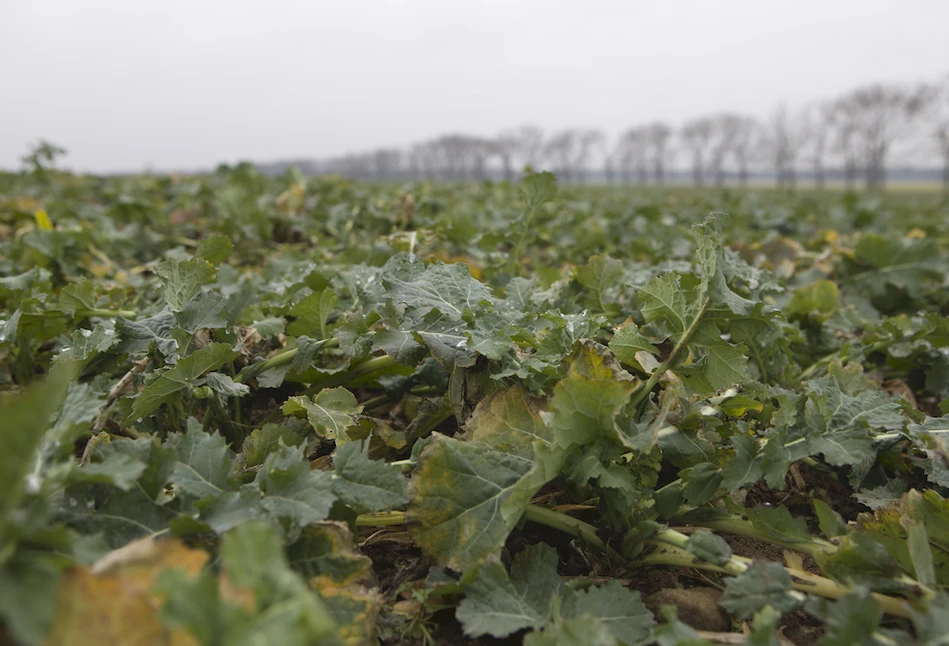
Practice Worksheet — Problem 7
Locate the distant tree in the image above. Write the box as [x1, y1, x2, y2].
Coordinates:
[837, 83, 927, 190]
[21, 140, 67, 177]
[572, 128, 606, 183]
[680, 118, 715, 187]
[615, 128, 647, 184]
[722, 114, 759, 187]
[642, 122, 673, 184]
[500, 125, 546, 175]
[800, 102, 834, 189]
[922, 75, 949, 197]
[766, 105, 804, 189]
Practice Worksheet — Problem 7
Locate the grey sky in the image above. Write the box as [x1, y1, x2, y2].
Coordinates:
[2, 0, 947, 172]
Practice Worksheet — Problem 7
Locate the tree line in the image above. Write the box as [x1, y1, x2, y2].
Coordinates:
[279, 74, 949, 193]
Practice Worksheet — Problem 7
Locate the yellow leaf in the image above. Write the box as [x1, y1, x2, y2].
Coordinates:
[35, 209, 54, 231]
[46, 537, 207, 646]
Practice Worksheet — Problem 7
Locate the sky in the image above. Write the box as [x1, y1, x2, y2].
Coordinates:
[1, 0, 947, 173]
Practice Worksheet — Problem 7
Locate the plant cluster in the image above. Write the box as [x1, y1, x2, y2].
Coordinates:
[2, 166, 949, 644]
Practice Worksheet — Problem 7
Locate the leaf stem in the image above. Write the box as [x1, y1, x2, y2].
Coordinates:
[234, 338, 339, 384]
[629, 303, 708, 409]
[680, 516, 836, 558]
[302, 354, 398, 395]
[641, 541, 915, 618]
[355, 511, 407, 527]
[522, 505, 628, 565]
[37, 307, 137, 320]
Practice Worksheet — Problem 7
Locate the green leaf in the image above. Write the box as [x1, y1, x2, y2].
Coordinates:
[464, 386, 553, 457]
[176, 291, 228, 332]
[331, 441, 409, 514]
[686, 530, 732, 566]
[682, 462, 723, 506]
[283, 387, 362, 440]
[255, 445, 336, 532]
[457, 544, 561, 638]
[252, 317, 286, 339]
[58, 279, 96, 316]
[720, 561, 803, 619]
[286, 523, 372, 585]
[721, 434, 762, 492]
[218, 521, 338, 642]
[575, 254, 624, 312]
[115, 310, 175, 357]
[382, 259, 494, 322]
[129, 343, 238, 421]
[195, 233, 233, 265]
[167, 423, 236, 499]
[561, 580, 655, 645]
[0, 558, 60, 644]
[609, 319, 659, 367]
[816, 589, 882, 646]
[195, 372, 250, 398]
[156, 257, 217, 312]
[813, 499, 848, 539]
[59, 325, 120, 361]
[242, 423, 306, 468]
[407, 433, 561, 571]
[785, 280, 841, 320]
[524, 617, 618, 646]
[520, 171, 557, 208]
[546, 374, 633, 450]
[287, 288, 338, 338]
[0, 361, 75, 557]
[638, 273, 688, 337]
[747, 506, 812, 545]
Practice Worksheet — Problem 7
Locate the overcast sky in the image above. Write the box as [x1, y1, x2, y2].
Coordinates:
[1, 0, 946, 172]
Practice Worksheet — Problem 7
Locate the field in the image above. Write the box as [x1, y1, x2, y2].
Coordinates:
[2, 166, 949, 645]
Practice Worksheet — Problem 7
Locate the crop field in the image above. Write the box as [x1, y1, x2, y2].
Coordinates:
[2, 165, 949, 645]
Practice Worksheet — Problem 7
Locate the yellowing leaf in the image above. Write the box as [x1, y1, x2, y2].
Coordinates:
[47, 537, 207, 646]
[34, 209, 53, 231]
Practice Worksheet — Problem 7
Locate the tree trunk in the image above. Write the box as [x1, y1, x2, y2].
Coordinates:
[943, 154, 949, 199]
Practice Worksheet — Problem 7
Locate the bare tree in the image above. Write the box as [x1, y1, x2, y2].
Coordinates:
[615, 128, 647, 184]
[922, 75, 949, 197]
[500, 125, 546, 174]
[720, 114, 759, 187]
[572, 128, 606, 183]
[800, 102, 834, 189]
[680, 118, 715, 187]
[544, 129, 578, 182]
[642, 122, 673, 184]
[828, 97, 862, 190]
[841, 83, 927, 190]
[766, 105, 804, 189]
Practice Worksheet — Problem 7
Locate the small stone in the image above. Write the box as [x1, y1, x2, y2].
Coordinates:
[646, 587, 730, 632]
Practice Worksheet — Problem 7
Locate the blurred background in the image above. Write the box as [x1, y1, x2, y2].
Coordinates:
[1, 0, 947, 191]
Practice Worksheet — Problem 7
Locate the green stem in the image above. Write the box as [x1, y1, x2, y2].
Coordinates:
[361, 386, 444, 410]
[523, 505, 628, 564]
[407, 399, 454, 441]
[681, 516, 836, 558]
[629, 303, 708, 409]
[37, 307, 137, 320]
[302, 355, 398, 395]
[641, 542, 914, 618]
[351, 506, 917, 619]
[355, 511, 406, 527]
[235, 338, 340, 384]
[209, 394, 241, 446]
[508, 203, 538, 277]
